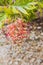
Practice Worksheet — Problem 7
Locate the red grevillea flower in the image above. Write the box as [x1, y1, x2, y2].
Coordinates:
[3, 18, 29, 43]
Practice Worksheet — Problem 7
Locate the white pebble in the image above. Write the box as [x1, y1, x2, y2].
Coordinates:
[37, 27, 41, 29]
[41, 33, 43, 36]
[14, 61, 18, 65]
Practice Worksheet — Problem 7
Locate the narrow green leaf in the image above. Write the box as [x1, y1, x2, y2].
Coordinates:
[16, 6, 28, 15]
[0, 14, 7, 28]
[12, 6, 19, 14]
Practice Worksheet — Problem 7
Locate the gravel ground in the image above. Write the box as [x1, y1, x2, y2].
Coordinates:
[0, 22, 43, 65]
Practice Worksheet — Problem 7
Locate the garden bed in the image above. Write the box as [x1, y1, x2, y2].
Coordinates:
[0, 19, 43, 65]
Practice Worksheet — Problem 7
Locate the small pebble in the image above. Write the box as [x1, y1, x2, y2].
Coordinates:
[37, 26, 41, 30]
[41, 33, 43, 36]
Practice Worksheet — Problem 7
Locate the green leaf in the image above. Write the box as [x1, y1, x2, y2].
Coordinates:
[16, 6, 28, 15]
[0, 14, 7, 21]
[38, 2, 43, 8]
[12, 6, 19, 14]
[0, 14, 7, 28]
